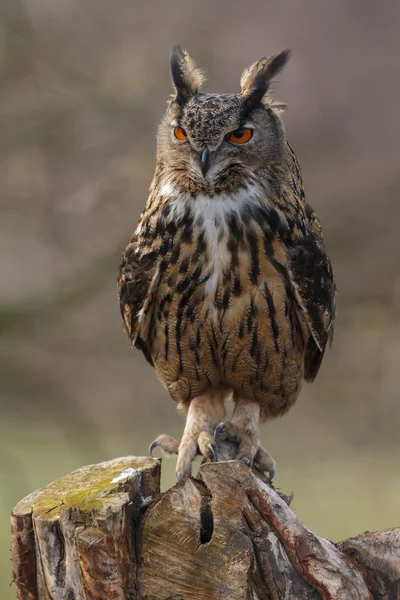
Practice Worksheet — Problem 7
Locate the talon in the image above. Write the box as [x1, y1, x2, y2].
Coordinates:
[149, 440, 159, 457]
[242, 457, 251, 467]
[177, 470, 186, 482]
[266, 468, 275, 483]
[207, 443, 218, 462]
[214, 422, 227, 441]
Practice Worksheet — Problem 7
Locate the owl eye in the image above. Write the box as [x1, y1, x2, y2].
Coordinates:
[174, 126, 188, 141]
[227, 127, 253, 144]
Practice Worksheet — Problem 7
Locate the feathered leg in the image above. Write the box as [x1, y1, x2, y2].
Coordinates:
[214, 395, 276, 481]
[149, 391, 226, 479]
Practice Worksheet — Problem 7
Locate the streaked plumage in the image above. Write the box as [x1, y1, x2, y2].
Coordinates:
[118, 46, 336, 479]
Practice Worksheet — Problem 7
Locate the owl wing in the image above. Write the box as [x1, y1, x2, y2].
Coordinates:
[287, 204, 336, 381]
[118, 234, 159, 366]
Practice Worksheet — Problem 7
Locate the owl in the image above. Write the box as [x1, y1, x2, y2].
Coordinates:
[118, 46, 336, 481]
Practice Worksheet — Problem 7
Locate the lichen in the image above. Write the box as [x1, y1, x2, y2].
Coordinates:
[14, 456, 160, 520]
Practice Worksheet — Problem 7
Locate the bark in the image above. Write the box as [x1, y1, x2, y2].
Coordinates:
[11, 453, 400, 600]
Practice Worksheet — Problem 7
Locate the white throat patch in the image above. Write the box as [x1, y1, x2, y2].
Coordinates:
[163, 184, 262, 297]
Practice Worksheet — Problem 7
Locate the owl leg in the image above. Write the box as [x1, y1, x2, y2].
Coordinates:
[230, 397, 260, 464]
[214, 397, 276, 481]
[148, 401, 196, 457]
[175, 392, 225, 480]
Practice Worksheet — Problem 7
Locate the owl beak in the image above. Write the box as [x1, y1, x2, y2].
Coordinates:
[200, 148, 210, 177]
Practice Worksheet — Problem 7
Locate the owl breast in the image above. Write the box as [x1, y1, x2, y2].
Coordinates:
[144, 187, 306, 421]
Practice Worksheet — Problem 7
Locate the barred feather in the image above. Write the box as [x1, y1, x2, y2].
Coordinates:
[118, 48, 336, 430]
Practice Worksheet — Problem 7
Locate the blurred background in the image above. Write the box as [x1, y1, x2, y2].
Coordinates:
[1, 0, 400, 595]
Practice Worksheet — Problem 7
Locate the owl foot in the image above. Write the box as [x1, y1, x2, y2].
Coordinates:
[172, 393, 225, 479]
[150, 393, 225, 480]
[214, 421, 276, 482]
[149, 431, 218, 479]
[176, 430, 218, 480]
[149, 434, 180, 456]
[254, 446, 276, 482]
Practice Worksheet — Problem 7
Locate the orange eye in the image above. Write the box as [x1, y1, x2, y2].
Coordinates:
[227, 127, 253, 144]
[174, 126, 187, 141]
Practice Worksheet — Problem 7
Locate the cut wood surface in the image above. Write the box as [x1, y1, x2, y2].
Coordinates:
[11, 454, 400, 600]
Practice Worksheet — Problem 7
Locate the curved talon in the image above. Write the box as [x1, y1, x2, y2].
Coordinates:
[207, 443, 218, 462]
[177, 470, 185, 482]
[149, 440, 159, 457]
[242, 457, 251, 467]
[266, 468, 275, 483]
[214, 422, 227, 442]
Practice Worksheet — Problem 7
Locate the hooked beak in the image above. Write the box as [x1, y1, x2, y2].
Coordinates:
[200, 147, 210, 177]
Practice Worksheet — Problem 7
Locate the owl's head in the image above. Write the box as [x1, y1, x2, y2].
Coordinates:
[157, 45, 290, 191]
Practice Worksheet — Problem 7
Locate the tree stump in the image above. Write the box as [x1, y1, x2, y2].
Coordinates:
[11, 455, 400, 600]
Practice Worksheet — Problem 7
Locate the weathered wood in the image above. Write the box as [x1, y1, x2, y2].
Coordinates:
[11, 455, 400, 600]
[11, 456, 161, 600]
[339, 530, 400, 600]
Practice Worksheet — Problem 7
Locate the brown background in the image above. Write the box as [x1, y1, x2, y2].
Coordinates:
[1, 1, 400, 596]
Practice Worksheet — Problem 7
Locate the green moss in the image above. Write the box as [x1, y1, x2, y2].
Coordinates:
[14, 456, 159, 519]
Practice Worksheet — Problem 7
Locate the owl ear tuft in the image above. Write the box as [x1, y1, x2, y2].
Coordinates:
[240, 50, 290, 113]
[170, 45, 207, 105]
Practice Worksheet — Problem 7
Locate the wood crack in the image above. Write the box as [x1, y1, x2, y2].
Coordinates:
[11, 455, 399, 600]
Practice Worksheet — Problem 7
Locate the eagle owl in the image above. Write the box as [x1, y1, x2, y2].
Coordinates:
[118, 46, 336, 481]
